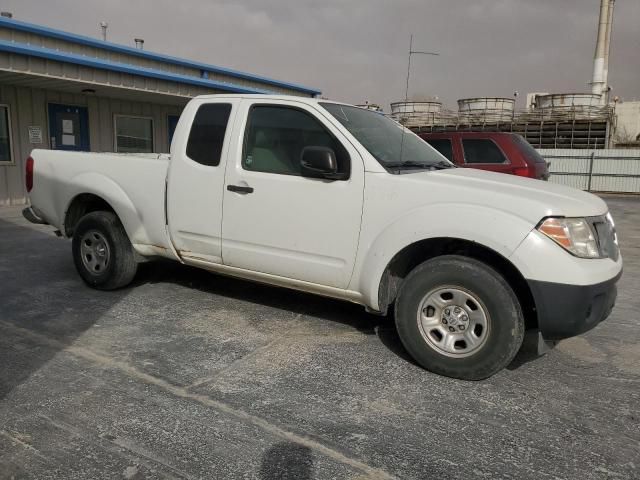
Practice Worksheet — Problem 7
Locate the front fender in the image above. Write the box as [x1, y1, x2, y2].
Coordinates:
[64, 172, 151, 245]
[352, 203, 535, 310]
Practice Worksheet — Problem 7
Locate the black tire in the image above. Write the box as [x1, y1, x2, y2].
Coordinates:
[395, 255, 524, 380]
[72, 211, 138, 290]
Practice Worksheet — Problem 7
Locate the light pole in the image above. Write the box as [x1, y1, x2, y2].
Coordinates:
[404, 34, 440, 105]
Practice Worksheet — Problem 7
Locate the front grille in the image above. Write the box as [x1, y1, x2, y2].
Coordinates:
[589, 215, 619, 261]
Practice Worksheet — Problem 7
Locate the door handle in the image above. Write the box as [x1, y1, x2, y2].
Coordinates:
[227, 184, 254, 194]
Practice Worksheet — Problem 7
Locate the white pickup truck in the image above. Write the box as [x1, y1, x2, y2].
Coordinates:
[23, 94, 622, 380]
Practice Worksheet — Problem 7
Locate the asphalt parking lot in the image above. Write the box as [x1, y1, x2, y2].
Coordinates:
[1, 195, 639, 480]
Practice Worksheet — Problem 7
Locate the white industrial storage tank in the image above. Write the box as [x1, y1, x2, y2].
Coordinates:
[389, 100, 443, 126]
[390, 100, 442, 115]
[457, 97, 515, 112]
[535, 93, 603, 111]
[457, 97, 515, 122]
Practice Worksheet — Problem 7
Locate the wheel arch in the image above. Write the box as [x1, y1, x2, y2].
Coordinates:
[64, 193, 117, 237]
[377, 237, 538, 331]
[62, 172, 150, 245]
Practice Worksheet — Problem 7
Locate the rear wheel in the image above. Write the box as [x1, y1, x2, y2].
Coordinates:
[395, 255, 524, 380]
[72, 211, 137, 290]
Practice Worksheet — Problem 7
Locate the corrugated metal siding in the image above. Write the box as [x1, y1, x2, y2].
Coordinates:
[0, 84, 184, 206]
[0, 26, 312, 97]
[0, 51, 226, 99]
[539, 148, 640, 193]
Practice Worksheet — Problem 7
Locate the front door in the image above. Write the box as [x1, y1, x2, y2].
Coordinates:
[48, 104, 90, 151]
[221, 100, 364, 289]
[167, 98, 238, 264]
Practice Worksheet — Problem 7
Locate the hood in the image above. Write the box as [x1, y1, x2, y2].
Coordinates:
[393, 168, 608, 224]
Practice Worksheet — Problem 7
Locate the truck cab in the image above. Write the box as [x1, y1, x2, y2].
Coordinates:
[167, 96, 364, 289]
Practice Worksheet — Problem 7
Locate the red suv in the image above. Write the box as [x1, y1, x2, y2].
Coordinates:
[418, 132, 550, 180]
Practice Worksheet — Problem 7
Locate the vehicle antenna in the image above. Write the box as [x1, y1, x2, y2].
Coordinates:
[399, 35, 439, 163]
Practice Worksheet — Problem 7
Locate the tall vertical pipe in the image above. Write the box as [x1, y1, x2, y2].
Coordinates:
[591, 0, 610, 101]
[602, 0, 615, 104]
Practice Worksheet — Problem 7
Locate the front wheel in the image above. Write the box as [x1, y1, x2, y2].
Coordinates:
[395, 255, 525, 380]
[72, 211, 138, 290]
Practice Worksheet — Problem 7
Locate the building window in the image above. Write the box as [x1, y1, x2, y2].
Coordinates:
[114, 115, 154, 153]
[0, 105, 13, 163]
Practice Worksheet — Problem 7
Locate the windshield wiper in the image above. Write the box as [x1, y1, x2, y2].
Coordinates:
[385, 160, 456, 171]
[431, 160, 457, 169]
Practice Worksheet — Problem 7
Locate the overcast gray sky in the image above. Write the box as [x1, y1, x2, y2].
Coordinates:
[5, 0, 639, 110]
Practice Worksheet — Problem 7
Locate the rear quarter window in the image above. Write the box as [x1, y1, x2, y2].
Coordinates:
[512, 135, 547, 164]
[186, 103, 232, 166]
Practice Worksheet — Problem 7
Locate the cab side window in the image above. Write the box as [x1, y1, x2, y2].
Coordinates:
[186, 103, 232, 166]
[242, 106, 349, 177]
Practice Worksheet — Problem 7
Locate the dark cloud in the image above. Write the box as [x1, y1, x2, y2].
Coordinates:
[5, 0, 639, 111]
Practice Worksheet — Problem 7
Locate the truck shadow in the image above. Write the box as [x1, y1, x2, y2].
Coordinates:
[133, 260, 539, 372]
[133, 261, 419, 369]
[132, 260, 388, 334]
[0, 218, 128, 400]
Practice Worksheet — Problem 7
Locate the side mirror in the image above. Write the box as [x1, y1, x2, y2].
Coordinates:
[300, 146, 341, 179]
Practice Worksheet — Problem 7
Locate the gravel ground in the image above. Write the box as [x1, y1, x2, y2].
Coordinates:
[0, 195, 638, 480]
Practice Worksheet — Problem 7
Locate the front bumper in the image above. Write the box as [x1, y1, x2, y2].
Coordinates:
[528, 271, 621, 340]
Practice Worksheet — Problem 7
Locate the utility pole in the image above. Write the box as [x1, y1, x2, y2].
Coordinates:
[100, 22, 108, 41]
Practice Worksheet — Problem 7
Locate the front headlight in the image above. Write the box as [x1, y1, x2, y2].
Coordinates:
[537, 217, 600, 258]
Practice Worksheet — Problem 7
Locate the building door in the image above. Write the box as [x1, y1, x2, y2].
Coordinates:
[48, 104, 90, 151]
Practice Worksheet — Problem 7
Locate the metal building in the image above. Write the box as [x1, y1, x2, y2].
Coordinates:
[0, 16, 320, 205]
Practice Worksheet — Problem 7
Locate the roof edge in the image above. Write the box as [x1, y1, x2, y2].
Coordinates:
[0, 16, 321, 96]
[0, 40, 271, 94]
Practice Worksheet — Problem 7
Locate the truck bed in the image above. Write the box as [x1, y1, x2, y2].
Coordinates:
[28, 149, 172, 256]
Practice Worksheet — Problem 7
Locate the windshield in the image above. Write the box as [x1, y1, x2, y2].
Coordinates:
[320, 103, 454, 172]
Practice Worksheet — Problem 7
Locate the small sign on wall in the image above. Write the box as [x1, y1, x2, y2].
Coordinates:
[62, 119, 73, 134]
[28, 126, 43, 144]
